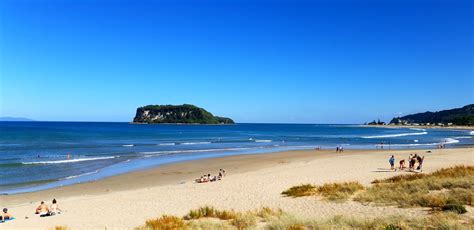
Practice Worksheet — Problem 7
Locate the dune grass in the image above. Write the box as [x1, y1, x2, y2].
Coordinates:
[317, 182, 365, 201]
[267, 212, 474, 230]
[52, 227, 69, 230]
[355, 165, 474, 211]
[139, 215, 185, 230]
[281, 182, 364, 201]
[138, 207, 474, 230]
[184, 206, 238, 220]
[281, 166, 473, 212]
[281, 184, 316, 197]
[138, 206, 282, 229]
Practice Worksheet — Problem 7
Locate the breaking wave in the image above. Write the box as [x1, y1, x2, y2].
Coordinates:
[22, 156, 117, 165]
[180, 142, 212, 145]
[254, 139, 272, 143]
[362, 132, 428, 139]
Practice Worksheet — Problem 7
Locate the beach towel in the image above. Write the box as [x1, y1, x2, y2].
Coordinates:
[1, 217, 15, 223]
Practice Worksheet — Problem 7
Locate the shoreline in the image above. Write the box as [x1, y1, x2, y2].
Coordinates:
[2, 147, 473, 229]
[3, 143, 474, 196]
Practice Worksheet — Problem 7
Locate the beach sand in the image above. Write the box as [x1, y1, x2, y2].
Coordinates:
[1, 147, 473, 229]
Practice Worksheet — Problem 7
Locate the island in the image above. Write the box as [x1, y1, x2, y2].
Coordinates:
[132, 104, 235, 124]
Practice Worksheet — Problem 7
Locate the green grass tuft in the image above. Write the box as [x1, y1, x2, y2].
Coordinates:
[281, 184, 316, 197]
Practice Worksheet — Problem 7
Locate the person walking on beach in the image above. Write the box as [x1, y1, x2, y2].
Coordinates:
[389, 155, 395, 170]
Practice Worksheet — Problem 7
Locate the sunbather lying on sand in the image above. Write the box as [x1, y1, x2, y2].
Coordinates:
[0, 208, 13, 223]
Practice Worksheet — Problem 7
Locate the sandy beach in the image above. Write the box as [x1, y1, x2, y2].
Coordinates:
[1, 147, 473, 229]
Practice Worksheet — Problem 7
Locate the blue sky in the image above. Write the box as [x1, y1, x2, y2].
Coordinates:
[0, 0, 472, 123]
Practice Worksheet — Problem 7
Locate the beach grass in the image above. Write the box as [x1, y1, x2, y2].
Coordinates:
[355, 165, 474, 210]
[137, 215, 186, 230]
[282, 165, 473, 212]
[281, 182, 364, 201]
[281, 184, 316, 197]
[138, 207, 474, 230]
[184, 206, 238, 220]
[52, 227, 69, 230]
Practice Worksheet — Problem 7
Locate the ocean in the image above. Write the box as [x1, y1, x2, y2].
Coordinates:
[1, 122, 473, 194]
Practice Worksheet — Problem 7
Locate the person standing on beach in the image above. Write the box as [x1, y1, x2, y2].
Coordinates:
[389, 155, 395, 170]
[399, 159, 405, 170]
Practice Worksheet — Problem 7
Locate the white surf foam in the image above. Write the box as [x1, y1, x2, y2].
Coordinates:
[410, 128, 426, 131]
[255, 139, 272, 143]
[158, 143, 176, 146]
[62, 170, 99, 180]
[141, 147, 255, 156]
[389, 138, 459, 147]
[22, 156, 117, 165]
[180, 141, 212, 145]
[362, 132, 428, 139]
[470, 131, 474, 135]
[122, 144, 134, 147]
[443, 138, 459, 144]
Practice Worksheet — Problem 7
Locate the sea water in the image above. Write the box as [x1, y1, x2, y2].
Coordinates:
[1, 122, 472, 194]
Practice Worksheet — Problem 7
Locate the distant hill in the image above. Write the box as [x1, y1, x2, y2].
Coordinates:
[133, 104, 234, 124]
[389, 104, 474, 126]
[0, 117, 35, 122]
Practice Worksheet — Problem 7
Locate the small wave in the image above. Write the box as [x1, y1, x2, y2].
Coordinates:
[255, 139, 272, 143]
[180, 142, 211, 145]
[362, 132, 428, 139]
[390, 138, 459, 147]
[22, 156, 117, 165]
[389, 143, 438, 147]
[453, 136, 473, 139]
[414, 140, 419, 142]
[158, 143, 176, 146]
[62, 170, 99, 180]
[443, 138, 459, 144]
[141, 147, 255, 156]
[122, 144, 134, 147]
[410, 128, 426, 131]
[470, 131, 474, 135]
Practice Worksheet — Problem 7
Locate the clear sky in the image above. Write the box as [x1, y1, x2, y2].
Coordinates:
[0, 0, 472, 123]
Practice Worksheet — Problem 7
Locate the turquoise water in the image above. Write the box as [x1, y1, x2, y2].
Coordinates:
[1, 122, 472, 194]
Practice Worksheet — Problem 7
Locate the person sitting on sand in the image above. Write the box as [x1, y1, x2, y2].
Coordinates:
[389, 155, 395, 170]
[210, 175, 217, 182]
[49, 199, 62, 215]
[35, 201, 49, 216]
[399, 159, 406, 170]
[0, 208, 13, 222]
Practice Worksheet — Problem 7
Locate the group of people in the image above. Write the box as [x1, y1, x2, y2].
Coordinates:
[389, 154, 425, 171]
[1, 199, 63, 224]
[35, 199, 62, 217]
[195, 169, 226, 183]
